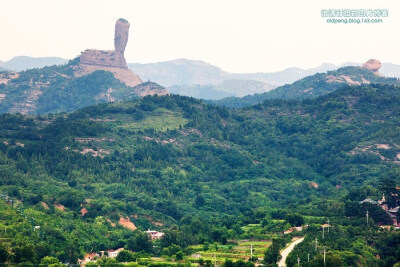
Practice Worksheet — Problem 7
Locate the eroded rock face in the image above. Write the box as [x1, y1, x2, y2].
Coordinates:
[78, 18, 168, 95]
[80, 49, 127, 69]
[362, 59, 382, 75]
[78, 18, 142, 87]
[114, 18, 130, 54]
[79, 18, 131, 69]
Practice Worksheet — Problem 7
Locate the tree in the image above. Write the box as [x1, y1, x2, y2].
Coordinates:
[0, 244, 8, 263]
[264, 238, 281, 264]
[286, 213, 304, 227]
[13, 244, 36, 263]
[310, 253, 343, 267]
[40, 256, 60, 265]
[116, 250, 136, 262]
[127, 231, 152, 253]
[175, 251, 184, 261]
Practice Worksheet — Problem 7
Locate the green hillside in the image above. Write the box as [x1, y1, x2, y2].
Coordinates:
[0, 58, 138, 115]
[0, 84, 400, 265]
[213, 66, 400, 108]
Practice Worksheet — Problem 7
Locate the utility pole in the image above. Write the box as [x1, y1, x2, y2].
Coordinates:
[366, 211, 369, 226]
[327, 219, 330, 233]
[315, 237, 318, 251]
[322, 225, 325, 239]
[323, 246, 326, 266]
[297, 257, 300, 266]
[250, 244, 253, 258]
[214, 254, 217, 267]
[308, 253, 310, 262]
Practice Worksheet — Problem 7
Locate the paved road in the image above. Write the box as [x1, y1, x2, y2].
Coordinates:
[278, 237, 305, 267]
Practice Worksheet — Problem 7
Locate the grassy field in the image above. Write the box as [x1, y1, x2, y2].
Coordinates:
[118, 108, 188, 132]
[187, 240, 271, 264]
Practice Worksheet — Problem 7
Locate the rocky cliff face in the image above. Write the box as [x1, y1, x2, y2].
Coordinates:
[80, 50, 127, 69]
[78, 18, 148, 90]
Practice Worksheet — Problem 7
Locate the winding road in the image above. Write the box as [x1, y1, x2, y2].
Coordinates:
[277, 237, 305, 267]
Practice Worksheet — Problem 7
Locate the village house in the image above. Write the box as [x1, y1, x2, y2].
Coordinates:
[146, 230, 165, 240]
[78, 248, 125, 265]
[107, 248, 124, 258]
[360, 194, 400, 227]
[77, 252, 100, 265]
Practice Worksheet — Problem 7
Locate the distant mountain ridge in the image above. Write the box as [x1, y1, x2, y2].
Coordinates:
[0, 56, 68, 71]
[213, 64, 400, 108]
[3, 56, 400, 100]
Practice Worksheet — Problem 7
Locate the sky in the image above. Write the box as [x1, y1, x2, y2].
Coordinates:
[0, 0, 399, 73]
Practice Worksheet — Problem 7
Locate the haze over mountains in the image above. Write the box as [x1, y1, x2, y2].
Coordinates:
[3, 55, 400, 100]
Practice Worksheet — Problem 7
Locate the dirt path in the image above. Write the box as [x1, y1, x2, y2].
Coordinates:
[278, 237, 305, 267]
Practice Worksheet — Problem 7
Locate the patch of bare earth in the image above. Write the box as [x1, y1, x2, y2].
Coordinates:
[80, 148, 111, 158]
[0, 72, 19, 85]
[376, 144, 390, 149]
[326, 75, 370, 86]
[55, 204, 65, 212]
[180, 128, 202, 136]
[81, 207, 88, 216]
[74, 137, 114, 143]
[41, 202, 49, 210]
[118, 217, 137, 230]
[107, 219, 116, 227]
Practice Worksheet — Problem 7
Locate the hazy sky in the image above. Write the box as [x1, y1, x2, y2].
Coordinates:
[1, 0, 399, 72]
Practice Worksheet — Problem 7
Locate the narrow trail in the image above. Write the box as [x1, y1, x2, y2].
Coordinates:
[278, 237, 305, 267]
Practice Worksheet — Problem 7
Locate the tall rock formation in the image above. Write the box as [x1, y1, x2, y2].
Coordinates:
[114, 18, 129, 54]
[77, 18, 167, 95]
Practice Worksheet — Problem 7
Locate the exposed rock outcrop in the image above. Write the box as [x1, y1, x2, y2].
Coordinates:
[362, 59, 382, 75]
[80, 50, 127, 69]
[78, 18, 142, 88]
[114, 18, 129, 54]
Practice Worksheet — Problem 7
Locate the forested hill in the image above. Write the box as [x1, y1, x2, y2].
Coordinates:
[0, 58, 139, 115]
[212, 66, 400, 108]
[1, 83, 400, 264]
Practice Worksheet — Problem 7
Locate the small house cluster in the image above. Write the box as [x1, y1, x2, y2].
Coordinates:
[77, 229, 164, 266]
[360, 194, 400, 227]
[78, 248, 124, 266]
[146, 229, 165, 240]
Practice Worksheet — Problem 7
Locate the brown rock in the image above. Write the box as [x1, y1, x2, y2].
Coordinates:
[114, 18, 130, 54]
[78, 18, 142, 87]
[77, 18, 168, 96]
[118, 216, 137, 231]
[75, 63, 142, 88]
[80, 49, 127, 69]
[79, 18, 131, 69]
[362, 59, 381, 74]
